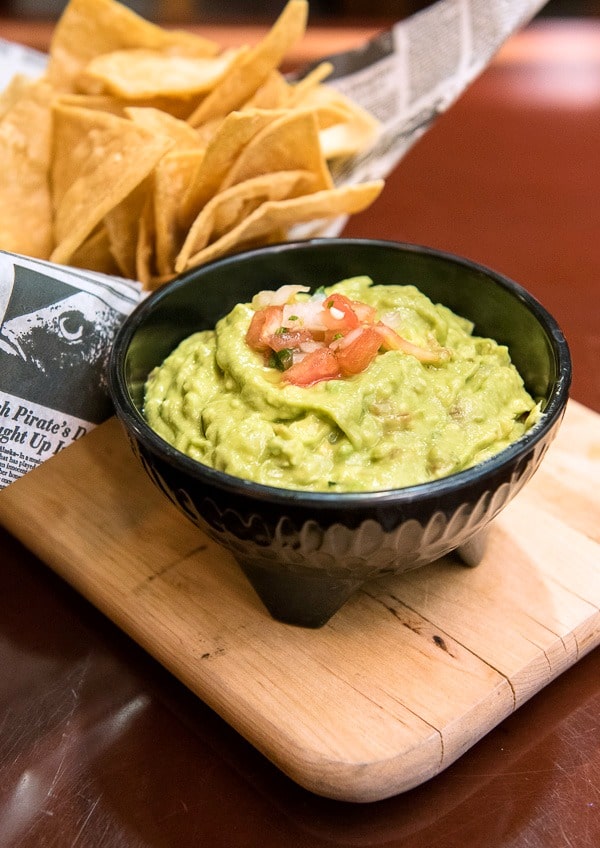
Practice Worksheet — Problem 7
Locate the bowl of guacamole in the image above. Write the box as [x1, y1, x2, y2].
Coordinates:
[109, 238, 571, 628]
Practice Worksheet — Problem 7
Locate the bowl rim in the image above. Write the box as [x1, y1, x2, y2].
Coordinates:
[109, 237, 572, 508]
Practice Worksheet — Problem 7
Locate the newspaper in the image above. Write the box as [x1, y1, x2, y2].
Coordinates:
[0, 0, 547, 488]
[0, 253, 142, 487]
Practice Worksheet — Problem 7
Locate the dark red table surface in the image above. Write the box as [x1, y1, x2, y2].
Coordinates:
[1, 17, 599, 848]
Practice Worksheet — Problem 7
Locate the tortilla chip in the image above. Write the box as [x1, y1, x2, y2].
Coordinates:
[178, 109, 284, 229]
[0, 0, 382, 288]
[103, 179, 150, 279]
[0, 79, 55, 259]
[177, 181, 383, 271]
[295, 85, 380, 159]
[187, 0, 308, 126]
[176, 169, 317, 270]
[125, 107, 203, 150]
[242, 70, 291, 110]
[79, 47, 243, 99]
[287, 62, 333, 106]
[58, 91, 200, 121]
[50, 103, 173, 265]
[153, 150, 205, 277]
[219, 110, 333, 194]
[69, 224, 121, 274]
[191, 116, 225, 148]
[0, 74, 36, 121]
[48, 0, 219, 92]
[136, 193, 157, 287]
[55, 92, 129, 116]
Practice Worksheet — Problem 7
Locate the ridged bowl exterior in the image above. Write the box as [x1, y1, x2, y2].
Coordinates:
[109, 239, 571, 627]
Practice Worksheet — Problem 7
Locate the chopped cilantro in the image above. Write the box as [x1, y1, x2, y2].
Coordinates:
[269, 348, 294, 371]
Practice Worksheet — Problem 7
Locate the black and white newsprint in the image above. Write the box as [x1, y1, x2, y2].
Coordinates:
[0, 253, 142, 487]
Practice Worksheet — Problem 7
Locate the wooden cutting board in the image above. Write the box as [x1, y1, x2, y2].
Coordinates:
[0, 399, 599, 803]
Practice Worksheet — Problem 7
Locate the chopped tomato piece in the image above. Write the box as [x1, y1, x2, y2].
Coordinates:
[336, 327, 382, 377]
[323, 328, 347, 346]
[321, 293, 360, 333]
[246, 305, 283, 351]
[350, 299, 377, 324]
[282, 348, 341, 387]
[269, 328, 313, 352]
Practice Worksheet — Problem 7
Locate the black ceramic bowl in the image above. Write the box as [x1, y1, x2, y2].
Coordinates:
[109, 239, 571, 628]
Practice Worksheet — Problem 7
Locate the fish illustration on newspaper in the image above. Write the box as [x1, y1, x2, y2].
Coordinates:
[0, 253, 141, 486]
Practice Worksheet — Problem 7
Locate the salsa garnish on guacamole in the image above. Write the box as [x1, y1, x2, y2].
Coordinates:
[144, 276, 541, 492]
[245, 284, 449, 386]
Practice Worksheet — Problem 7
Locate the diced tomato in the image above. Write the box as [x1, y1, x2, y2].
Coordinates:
[282, 348, 341, 387]
[323, 328, 347, 346]
[350, 299, 377, 324]
[336, 327, 382, 377]
[269, 328, 313, 352]
[321, 293, 360, 333]
[245, 305, 283, 351]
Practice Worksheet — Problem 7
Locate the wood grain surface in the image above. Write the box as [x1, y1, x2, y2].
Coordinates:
[0, 399, 598, 802]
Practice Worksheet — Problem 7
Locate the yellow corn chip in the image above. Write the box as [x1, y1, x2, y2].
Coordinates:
[125, 107, 203, 150]
[242, 70, 291, 110]
[0, 79, 54, 259]
[55, 92, 129, 116]
[48, 0, 219, 91]
[219, 110, 333, 194]
[0, 74, 35, 121]
[79, 47, 243, 99]
[70, 224, 122, 275]
[178, 109, 284, 229]
[192, 116, 225, 148]
[287, 61, 333, 106]
[295, 84, 380, 158]
[0, 0, 382, 285]
[50, 103, 173, 264]
[103, 180, 150, 279]
[178, 180, 384, 271]
[136, 194, 156, 288]
[153, 150, 205, 277]
[58, 91, 202, 121]
[187, 0, 308, 126]
[176, 169, 317, 270]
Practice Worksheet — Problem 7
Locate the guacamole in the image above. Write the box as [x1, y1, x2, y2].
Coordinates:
[144, 277, 541, 492]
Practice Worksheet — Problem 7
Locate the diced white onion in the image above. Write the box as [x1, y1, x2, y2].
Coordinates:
[299, 339, 324, 353]
[253, 284, 310, 308]
[330, 326, 363, 351]
[282, 301, 328, 331]
[380, 310, 402, 329]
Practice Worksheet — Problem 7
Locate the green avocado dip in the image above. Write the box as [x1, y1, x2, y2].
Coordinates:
[143, 276, 541, 492]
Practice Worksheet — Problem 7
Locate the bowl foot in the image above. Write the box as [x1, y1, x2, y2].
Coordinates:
[236, 558, 363, 628]
[455, 526, 490, 568]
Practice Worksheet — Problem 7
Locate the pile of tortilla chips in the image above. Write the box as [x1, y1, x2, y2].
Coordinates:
[0, 0, 383, 289]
